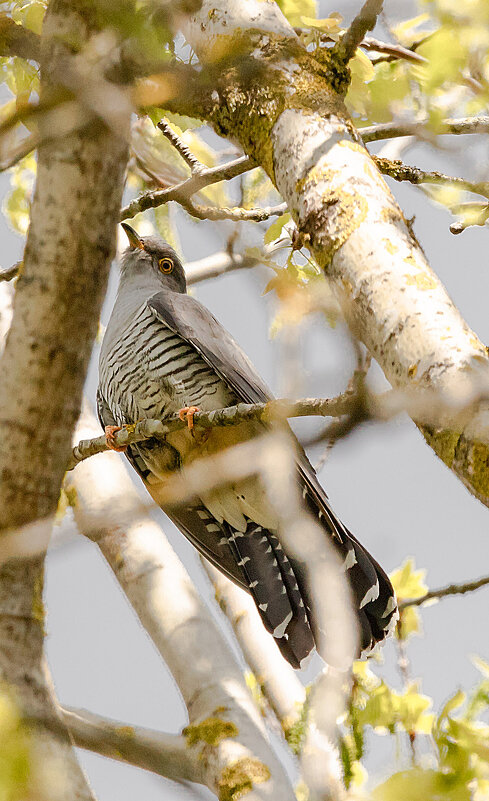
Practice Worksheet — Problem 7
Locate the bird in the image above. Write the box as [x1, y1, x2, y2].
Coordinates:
[97, 223, 398, 668]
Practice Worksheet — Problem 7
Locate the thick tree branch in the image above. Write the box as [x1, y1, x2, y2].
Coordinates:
[400, 574, 489, 610]
[66, 407, 297, 801]
[0, 2, 131, 796]
[181, 0, 489, 508]
[62, 707, 202, 785]
[332, 0, 384, 64]
[202, 562, 307, 739]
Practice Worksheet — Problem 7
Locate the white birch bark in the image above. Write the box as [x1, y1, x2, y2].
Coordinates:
[0, 285, 95, 799]
[0, 2, 130, 797]
[66, 406, 297, 801]
[182, 0, 489, 507]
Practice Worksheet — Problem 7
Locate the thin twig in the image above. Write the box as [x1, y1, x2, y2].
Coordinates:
[333, 0, 384, 64]
[307, 30, 426, 65]
[400, 574, 489, 609]
[157, 120, 206, 174]
[395, 636, 417, 763]
[120, 155, 254, 220]
[0, 263, 22, 282]
[181, 199, 287, 223]
[361, 115, 489, 142]
[373, 155, 489, 199]
[360, 35, 426, 64]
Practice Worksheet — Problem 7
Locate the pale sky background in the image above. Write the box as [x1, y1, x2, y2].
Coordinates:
[1, 1, 489, 798]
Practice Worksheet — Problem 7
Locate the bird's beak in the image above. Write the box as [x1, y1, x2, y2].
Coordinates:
[121, 223, 145, 250]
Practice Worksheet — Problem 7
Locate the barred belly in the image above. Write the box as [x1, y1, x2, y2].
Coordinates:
[99, 303, 237, 427]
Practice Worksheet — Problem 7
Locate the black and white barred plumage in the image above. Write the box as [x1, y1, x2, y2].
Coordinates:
[97, 227, 398, 668]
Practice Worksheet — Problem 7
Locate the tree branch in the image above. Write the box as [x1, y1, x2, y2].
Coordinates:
[302, 29, 426, 66]
[361, 115, 489, 142]
[61, 706, 202, 785]
[186, 249, 262, 285]
[120, 154, 254, 220]
[332, 0, 384, 64]
[400, 574, 489, 610]
[181, 0, 489, 508]
[359, 35, 426, 64]
[373, 155, 489, 199]
[202, 562, 307, 739]
[0, 3, 130, 796]
[68, 393, 358, 469]
[178, 199, 287, 223]
[0, 13, 40, 62]
[157, 119, 206, 173]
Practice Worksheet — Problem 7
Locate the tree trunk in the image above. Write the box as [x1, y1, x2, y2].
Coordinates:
[0, 2, 130, 796]
[182, 0, 489, 508]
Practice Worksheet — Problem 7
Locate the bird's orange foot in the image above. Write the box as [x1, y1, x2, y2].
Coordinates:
[178, 406, 200, 432]
[105, 425, 127, 452]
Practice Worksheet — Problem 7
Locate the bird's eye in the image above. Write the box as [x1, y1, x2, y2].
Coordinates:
[159, 257, 174, 274]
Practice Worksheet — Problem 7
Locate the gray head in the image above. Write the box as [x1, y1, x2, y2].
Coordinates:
[120, 223, 186, 294]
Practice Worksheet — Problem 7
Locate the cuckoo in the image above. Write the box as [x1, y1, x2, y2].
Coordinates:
[97, 224, 397, 668]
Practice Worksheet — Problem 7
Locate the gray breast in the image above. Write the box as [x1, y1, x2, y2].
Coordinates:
[99, 303, 237, 427]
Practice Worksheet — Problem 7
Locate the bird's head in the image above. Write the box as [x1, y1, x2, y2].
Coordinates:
[120, 223, 186, 293]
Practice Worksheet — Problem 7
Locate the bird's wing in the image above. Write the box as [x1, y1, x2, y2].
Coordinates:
[148, 291, 345, 534]
[147, 291, 273, 404]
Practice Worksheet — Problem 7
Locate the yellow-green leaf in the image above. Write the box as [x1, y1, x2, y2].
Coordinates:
[300, 14, 342, 34]
[373, 768, 471, 801]
[276, 0, 317, 27]
[390, 558, 428, 601]
[264, 212, 291, 245]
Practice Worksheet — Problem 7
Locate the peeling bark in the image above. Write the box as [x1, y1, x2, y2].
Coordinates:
[182, 0, 489, 508]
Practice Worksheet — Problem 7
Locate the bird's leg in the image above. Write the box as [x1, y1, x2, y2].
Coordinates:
[104, 425, 128, 452]
[178, 406, 200, 433]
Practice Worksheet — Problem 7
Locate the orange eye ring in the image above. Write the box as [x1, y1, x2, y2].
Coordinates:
[159, 257, 174, 273]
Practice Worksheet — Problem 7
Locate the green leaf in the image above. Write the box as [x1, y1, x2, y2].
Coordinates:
[264, 212, 291, 244]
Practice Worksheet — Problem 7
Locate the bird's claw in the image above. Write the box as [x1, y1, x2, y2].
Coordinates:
[104, 425, 127, 452]
[178, 406, 200, 432]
